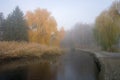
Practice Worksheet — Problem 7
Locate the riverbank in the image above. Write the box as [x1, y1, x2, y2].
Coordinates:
[94, 52, 120, 80]
[0, 41, 63, 70]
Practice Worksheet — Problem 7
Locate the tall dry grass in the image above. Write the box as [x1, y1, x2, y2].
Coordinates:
[0, 41, 62, 63]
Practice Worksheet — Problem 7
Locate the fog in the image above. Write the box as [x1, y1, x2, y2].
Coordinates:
[61, 23, 100, 50]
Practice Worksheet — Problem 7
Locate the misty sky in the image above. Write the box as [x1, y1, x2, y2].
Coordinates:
[0, 0, 114, 30]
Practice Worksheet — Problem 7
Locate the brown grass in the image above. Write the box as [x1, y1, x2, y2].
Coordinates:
[0, 41, 63, 65]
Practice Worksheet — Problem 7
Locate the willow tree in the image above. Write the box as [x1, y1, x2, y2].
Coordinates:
[94, 1, 120, 51]
[26, 8, 58, 45]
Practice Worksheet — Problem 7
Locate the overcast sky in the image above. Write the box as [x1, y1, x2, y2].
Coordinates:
[0, 0, 114, 30]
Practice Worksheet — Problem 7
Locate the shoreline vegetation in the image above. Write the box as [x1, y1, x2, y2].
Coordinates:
[0, 41, 63, 70]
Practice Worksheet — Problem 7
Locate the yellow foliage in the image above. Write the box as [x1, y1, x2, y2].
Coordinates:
[26, 8, 60, 46]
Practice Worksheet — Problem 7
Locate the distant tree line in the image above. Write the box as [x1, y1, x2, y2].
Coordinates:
[61, 23, 99, 50]
[0, 6, 65, 46]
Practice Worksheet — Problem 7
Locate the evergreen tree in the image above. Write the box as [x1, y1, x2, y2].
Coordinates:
[0, 12, 5, 40]
[4, 6, 28, 41]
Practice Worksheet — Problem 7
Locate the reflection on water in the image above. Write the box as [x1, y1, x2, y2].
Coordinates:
[0, 67, 27, 80]
[0, 62, 57, 80]
[0, 52, 99, 80]
[27, 62, 57, 80]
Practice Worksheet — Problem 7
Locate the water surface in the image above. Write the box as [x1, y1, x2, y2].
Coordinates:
[0, 51, 99, 80]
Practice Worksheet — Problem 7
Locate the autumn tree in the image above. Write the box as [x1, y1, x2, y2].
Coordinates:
[26, 8, 58, 45]
[3, 6, 28, 41]
[59, 27, 65, 40]
[94, 1, 120, 51]
[51, 27, 65, 46]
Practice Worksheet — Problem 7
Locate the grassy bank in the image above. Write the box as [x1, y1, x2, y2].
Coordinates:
[0, 41, 63, 67]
